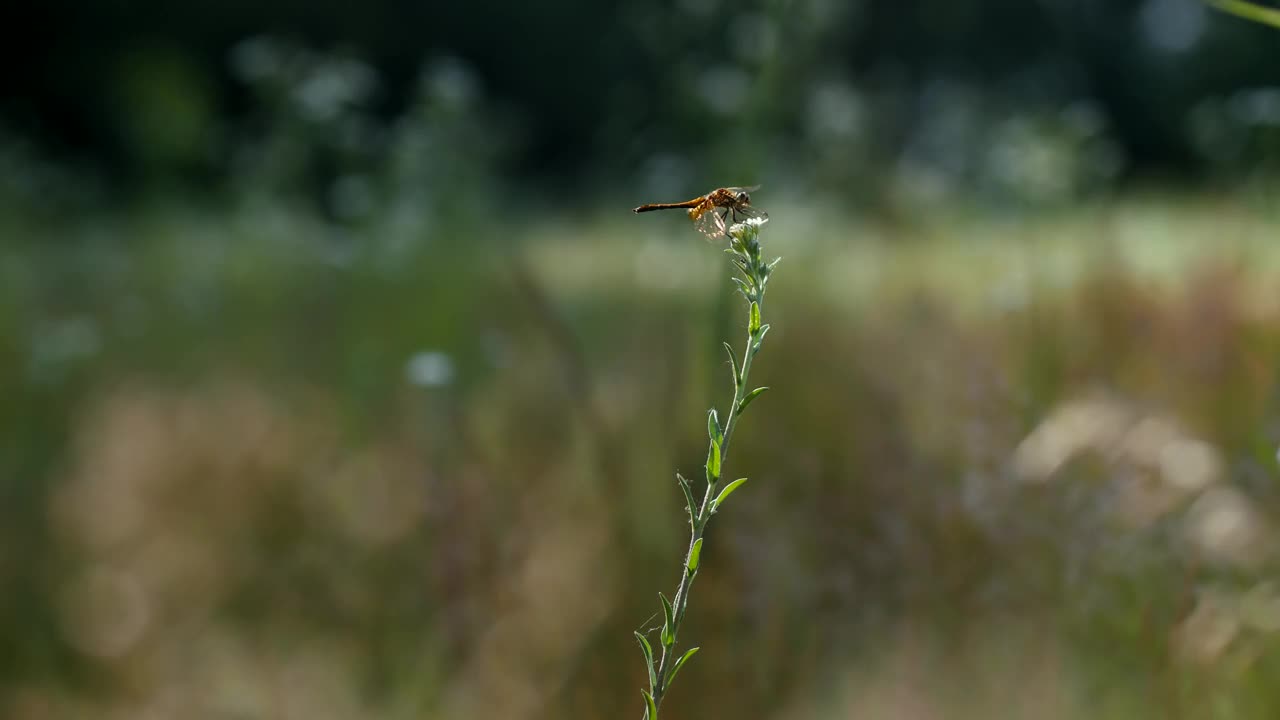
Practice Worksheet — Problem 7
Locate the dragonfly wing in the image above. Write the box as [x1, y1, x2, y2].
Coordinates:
[692, 206, 728, 240]
[732, 204, 769, 222]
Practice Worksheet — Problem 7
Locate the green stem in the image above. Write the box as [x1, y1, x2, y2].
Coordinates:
[650, 285, 766, 712]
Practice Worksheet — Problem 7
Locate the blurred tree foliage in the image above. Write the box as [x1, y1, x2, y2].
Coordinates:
[2, 0, 1280, 194]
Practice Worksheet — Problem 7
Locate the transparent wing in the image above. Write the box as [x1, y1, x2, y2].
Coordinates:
[692, 206, 729, 240]
[730, 204, 768, 223]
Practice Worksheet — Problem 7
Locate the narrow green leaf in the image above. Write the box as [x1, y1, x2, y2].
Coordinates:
[659, 593, 676, 648]
[730, 276, 753, 299]
[752, 325, 771, 353]
[642, 689, 658, 720]
[707, 408, 723, 447]
[665, 646, 700, 688]
[711, 478, 749, 513]
[723, 342, 740, 391]
[1209, 0, 1280, 29]
[768, 256, 783, 271]
[749, 302, 761, 334]
[705, 441, 721, 483]
[676, 473, 696, 526]
[687, 538, 703, 573]
[737, 386, 770, 415]
[635, 631, 657, 690]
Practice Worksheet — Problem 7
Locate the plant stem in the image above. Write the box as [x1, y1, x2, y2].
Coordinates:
[636, 219, 774, 719]
[646, 220, 774, 715]
[653, 305, 758, 705]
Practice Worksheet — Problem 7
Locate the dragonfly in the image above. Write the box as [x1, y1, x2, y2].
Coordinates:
[633, 185, 767, 239]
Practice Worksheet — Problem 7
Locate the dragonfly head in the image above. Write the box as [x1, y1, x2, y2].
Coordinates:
[732, 188, 751, 204]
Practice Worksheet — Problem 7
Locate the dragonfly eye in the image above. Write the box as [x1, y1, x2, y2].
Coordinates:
[737, 191, 750, 203]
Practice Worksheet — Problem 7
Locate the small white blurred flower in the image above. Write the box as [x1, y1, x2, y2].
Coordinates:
[405, 351, 455, 388]
[1184, 486, 1271, 569]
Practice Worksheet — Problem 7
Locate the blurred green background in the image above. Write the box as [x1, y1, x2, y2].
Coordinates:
[6, 1, 1280, 718]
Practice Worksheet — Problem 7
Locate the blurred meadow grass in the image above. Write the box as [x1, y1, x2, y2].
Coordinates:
[6, 187, 1280, 718]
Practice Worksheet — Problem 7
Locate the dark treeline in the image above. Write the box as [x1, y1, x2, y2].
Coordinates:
[3, 0, 1280, 190]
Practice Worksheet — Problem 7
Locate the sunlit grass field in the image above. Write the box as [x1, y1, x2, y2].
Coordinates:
[5, 192, 1280, 718]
